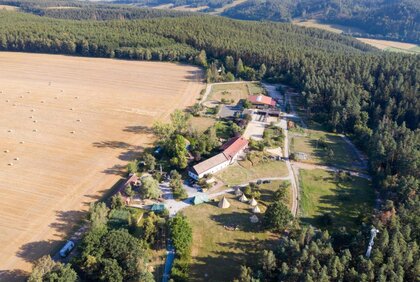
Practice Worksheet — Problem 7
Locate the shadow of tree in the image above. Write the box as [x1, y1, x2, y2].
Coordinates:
[210, 211, 261, 233]
[49, 210, 87, 234]
[123, 125, 153, 135]
[92, 140, 131, 149]
[0, 269, 29, 282]
[16, 240, 57, 263]
[102, 164, 126, 176]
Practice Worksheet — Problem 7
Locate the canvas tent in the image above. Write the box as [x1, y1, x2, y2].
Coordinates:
[192, 194, 209, 205]
[235, 188, 243, 196]
[239, 194, 248, 202]
[218, 196, 231, 209]
[250, 214, 259, 223]
[249, 198, 258, 206]
[252, 205, 261, 213]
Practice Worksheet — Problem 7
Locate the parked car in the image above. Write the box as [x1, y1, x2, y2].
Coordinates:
[256, 180, 262, 185]
[263, 180, 271, 184]
[59, 240, 75, 258]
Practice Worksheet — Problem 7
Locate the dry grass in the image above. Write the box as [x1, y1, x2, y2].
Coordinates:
[293, 19, 364, 34]
[190, 116, 216, 132]
[0, 52, 203, 274]
[355, 38, 419, 53]
[0, 4, 18, 11]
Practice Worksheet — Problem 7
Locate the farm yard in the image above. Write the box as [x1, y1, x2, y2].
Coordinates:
[0, 52, 203, 275]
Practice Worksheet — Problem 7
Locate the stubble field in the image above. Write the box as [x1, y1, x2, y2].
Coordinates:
[0, 52, 203, 278]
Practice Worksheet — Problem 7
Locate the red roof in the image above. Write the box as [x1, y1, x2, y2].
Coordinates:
[222, 136, 248, 159]
[248, 95, 276, 106]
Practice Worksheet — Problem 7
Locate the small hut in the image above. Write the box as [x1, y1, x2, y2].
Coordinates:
[250, 215, 259, 223]
[252, 205, 261, 213]
[239, 194, 248, 202]
[234, 188, 243, 196]
[249, 198, 258, 207]
[218, 196, 231, 209]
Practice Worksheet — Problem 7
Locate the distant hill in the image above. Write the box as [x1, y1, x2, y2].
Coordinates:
[109, 0, 420, 44]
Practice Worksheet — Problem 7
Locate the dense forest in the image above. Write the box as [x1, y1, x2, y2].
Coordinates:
[0, 5, 418, 281]
[223, 0, 420, 43]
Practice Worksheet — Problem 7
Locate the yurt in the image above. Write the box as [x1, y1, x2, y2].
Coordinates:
[218, 196, 231, 209]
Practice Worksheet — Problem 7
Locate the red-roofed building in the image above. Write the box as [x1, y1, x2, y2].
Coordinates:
[189, 136, 249, 180]
[248, 95, 276, 108]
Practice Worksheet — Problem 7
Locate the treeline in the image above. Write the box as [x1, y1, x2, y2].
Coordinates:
[222, 0, 420, 43]
[0, 0, 192, 20]
[114, 0, 233, 9]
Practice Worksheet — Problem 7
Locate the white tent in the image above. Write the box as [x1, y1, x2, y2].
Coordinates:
[239, 194, 248, 202]
[250, 215, 259, 223]
[249, 198, 258, 207]
[218, 196, 231, 209]
[235, 188, 243, 196]
[252, 205, 261, 213]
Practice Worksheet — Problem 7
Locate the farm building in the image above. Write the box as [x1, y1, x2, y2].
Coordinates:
[188, 136, 249, 180]
[247, 95, 276, 109]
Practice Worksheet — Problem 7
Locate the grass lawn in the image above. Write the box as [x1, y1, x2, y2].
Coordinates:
[215, 159, 288, 186]
[299, 169, 374, 232]
[290, 128, 364, 171]
[190, 116, 216, 132]
[259, 180, 292, 210]
[207, 82, 264, 104]
[182, 192, 278, 281]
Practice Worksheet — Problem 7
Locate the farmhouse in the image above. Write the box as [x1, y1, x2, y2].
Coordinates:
[188, 136, 248, 180]
[247, 94, 276, 109]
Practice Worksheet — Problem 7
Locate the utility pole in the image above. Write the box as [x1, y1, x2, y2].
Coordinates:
[365, 227, 379, 258]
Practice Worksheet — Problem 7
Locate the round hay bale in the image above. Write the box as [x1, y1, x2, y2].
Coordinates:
[19, 95, 23, 98]
[41, 101, 44, 103]
[33, 129, 38, 132]
[70, 108, 74, 111]
[70, 131, 75, 134]
[31, 109, 35, 112]
[20, 141, 24, 144]
[33, 120, 37, 123]
[76, 119, 81, 122]
[75, 96, 79, 99]
[61, 90, 64, 92]
[8, 163, 13, 166]
[5, 99, 9, 102]
[8, 129, 12, 133]
[29, 116, 33, 119]
[4, 150, 9, 153]
[14, 157, 19, 161]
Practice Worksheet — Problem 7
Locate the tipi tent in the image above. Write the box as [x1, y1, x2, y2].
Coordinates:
[252, 205, 261, 213]
[239, 194, 248, 202]
[250, 214, 259, 223]
[235, 188, 243, 196]
[218, 196, 231, 209]
[249, 198, 258, 207]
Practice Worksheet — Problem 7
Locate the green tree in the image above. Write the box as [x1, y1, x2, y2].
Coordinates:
[236, 58, 244, 75]
[111, 193, 125, 210]
[169, 214, 192, 258]
[143, 152, 156, 171]
[125, 184, 135, 198]
[263, 201, 292, 232]
[225, 55, 235, 72]
[127, 160, 138, 174]
[195, 49, 207, 67]
[141, 176, 162, 199]
[97, 258, 123, 282]
[88, 202, 109, 229]
[28, 256, 77, 282]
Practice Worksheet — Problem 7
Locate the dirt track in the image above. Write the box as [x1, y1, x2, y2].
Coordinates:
[0, 52, 203, 279]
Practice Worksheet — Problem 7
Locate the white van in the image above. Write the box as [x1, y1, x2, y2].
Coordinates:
[59, 240, 75, 258]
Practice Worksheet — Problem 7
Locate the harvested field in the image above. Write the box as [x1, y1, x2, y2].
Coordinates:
[355, 38, 420, 54]
[0, 52, 203, 278]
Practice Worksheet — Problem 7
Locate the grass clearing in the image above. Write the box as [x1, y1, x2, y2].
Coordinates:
[183, 192, 278, 281]
[259, 180, 292, 210]
[207, 82, 264, 104]
[216, 159, 288, 185]
[299, 169, 374, 232]
[190, 116, 216, 132]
